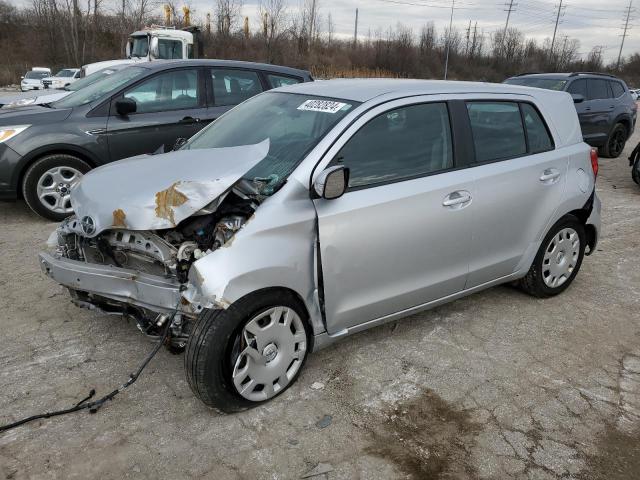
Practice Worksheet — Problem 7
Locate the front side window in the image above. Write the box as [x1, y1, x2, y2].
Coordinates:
[123, 69, 199, 114]
[467, 102, 526, 162]
[53, 66, 147, 109]
[567, 79, 587, 97]
[211, 69, 263, 106]
[521, 104, 553, 153]
[184, 92, 357, 195]
[588, 79, 612, 100]
[335, 103, 453, 188]
[157, 39, 183, 59]
[266, 74, 302, 89]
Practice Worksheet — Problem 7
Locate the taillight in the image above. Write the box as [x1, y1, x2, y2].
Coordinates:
[590, 147, 599, 178]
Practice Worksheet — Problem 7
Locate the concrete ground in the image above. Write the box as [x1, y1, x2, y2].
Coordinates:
[0, 133, 639, 480]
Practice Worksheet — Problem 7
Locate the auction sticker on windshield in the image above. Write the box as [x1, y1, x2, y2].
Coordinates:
[298, 99, 348, 113]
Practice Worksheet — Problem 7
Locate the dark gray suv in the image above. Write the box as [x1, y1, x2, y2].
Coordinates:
[0, 60, 312, 220]
[505, 72, 637, 158]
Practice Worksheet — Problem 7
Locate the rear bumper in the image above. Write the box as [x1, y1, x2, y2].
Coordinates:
[39, 252, 185, 314]
[586, 192, 601, 253]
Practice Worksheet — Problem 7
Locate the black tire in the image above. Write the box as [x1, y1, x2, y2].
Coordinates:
[600, 123, 627, 158]
[22, 154, 91, 221]
[632, 158, 640, 185]
[519, 216, 586, 298]
[185, 290, 311, 412]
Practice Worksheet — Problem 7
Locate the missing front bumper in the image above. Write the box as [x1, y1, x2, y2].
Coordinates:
[39, 252, 185, 315]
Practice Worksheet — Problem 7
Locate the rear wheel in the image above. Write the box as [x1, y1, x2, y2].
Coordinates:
[22, 154, 91, 221]
[519, 217, 586, 298]
[185, 290, 310, 412]
[600, 123, 627, 158]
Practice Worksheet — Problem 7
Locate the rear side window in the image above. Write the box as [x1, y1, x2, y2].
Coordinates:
[335, 103, 453, 188]
[587, 79, 612, 100]
[266, 74, 302, 89]
[568, 79, 587, 97]
[609, 81, 625, 98]
[521, 104, 553, 153]
[466, 102, 526, 162]
[211, 69, 263, 106]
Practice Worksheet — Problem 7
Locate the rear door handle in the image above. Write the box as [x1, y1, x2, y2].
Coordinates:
[540, 168, 561, 183]
[443, 190, 472, 208]
[180, 116, 200, 124]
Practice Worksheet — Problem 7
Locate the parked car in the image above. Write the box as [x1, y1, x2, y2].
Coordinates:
[0, 60, 312, 220]
[630, 89, 639, 101]
[2, 65, 129, 109]
[20, 68, 51, 91]
[629, 141, 640, 185]
[41, 68, 82, 90]
[504, 72, 637, 158]
[39, 79, 601, 411]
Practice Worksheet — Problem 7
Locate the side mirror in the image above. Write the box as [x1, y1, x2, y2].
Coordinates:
[149, 37, 159, 59]
[173, 137, 187, 151]
[572, 93, 585, 104]
[20, 76, 24, 80]
[115, 97, 137, 116]
[314, 166, 349, 200]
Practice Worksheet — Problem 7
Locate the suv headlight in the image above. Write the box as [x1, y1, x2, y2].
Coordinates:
[0, 125, 30, 143]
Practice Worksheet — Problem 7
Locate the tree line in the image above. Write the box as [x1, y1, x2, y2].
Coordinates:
[1, 0, 640, 87]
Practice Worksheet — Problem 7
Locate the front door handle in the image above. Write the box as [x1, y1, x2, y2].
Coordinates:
[443, 190, 472, 208]
[540, 168, 561, 183]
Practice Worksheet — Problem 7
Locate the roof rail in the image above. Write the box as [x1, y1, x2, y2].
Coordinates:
[568, 71, 616, 78]
[513, 72, 541, 77]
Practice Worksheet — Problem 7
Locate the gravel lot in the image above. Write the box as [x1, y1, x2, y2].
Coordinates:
[0, 131, 639, 480]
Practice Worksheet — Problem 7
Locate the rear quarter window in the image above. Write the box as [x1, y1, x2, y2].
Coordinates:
[521, 103, 554, 153]
[609, 81, 625, 98]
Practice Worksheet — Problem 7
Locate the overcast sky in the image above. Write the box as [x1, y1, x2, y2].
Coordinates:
[11, 0, 639, 62]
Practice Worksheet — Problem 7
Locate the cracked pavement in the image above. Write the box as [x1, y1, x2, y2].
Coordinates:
[1, 132, 639, 479]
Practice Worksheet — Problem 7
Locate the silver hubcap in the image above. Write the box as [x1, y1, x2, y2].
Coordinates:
[542, 227, 580, 288]
[36, 166, 83, 214]
[232, 306, 307, 402]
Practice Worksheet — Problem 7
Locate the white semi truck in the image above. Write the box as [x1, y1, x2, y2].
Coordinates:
[81, 26, 201, 77]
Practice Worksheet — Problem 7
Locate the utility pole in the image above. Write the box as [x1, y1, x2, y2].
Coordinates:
[354, 8, 359, 46]
[617, 0, 634, 69]
[465, 20, 471, 55]
[550, 0, 564, 60]
[501, 0, 516, 55]
[443, 0, 455, 80]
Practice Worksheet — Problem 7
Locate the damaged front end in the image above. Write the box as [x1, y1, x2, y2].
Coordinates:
[39, 141, 270, 349]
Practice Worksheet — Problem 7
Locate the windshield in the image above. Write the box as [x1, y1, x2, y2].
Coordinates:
[56, 69, 76, 78]
[184, 92, 358, 195]
[66, 67, 121, 92]
[130, 36, 149, 57]
[504, 77, 568, 91]
[53, 66, 146, 109]
[25, 71, 48, 80]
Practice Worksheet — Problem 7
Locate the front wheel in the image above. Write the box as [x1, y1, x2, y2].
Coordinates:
[185, 290, 310, 412]
[21, 154, 91, 221]
[519, 217, 586, 298]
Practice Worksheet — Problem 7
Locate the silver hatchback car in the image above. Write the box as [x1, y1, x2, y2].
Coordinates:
[40, 80, 601, 411]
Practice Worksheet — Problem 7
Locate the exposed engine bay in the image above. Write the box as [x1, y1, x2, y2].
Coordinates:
[52, 187, 258, 350]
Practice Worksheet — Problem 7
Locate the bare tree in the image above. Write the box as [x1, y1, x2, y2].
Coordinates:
[258, 0, 288, 62]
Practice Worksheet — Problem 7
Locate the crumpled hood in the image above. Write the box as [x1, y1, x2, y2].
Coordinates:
[70, 140, 269, 237]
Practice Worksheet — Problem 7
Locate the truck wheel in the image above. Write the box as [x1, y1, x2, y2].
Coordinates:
[600, 123, 627, 158]
[519, 216, 586, 298]
[22, 154, 91, 221]
[185, 290, 311, 412]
